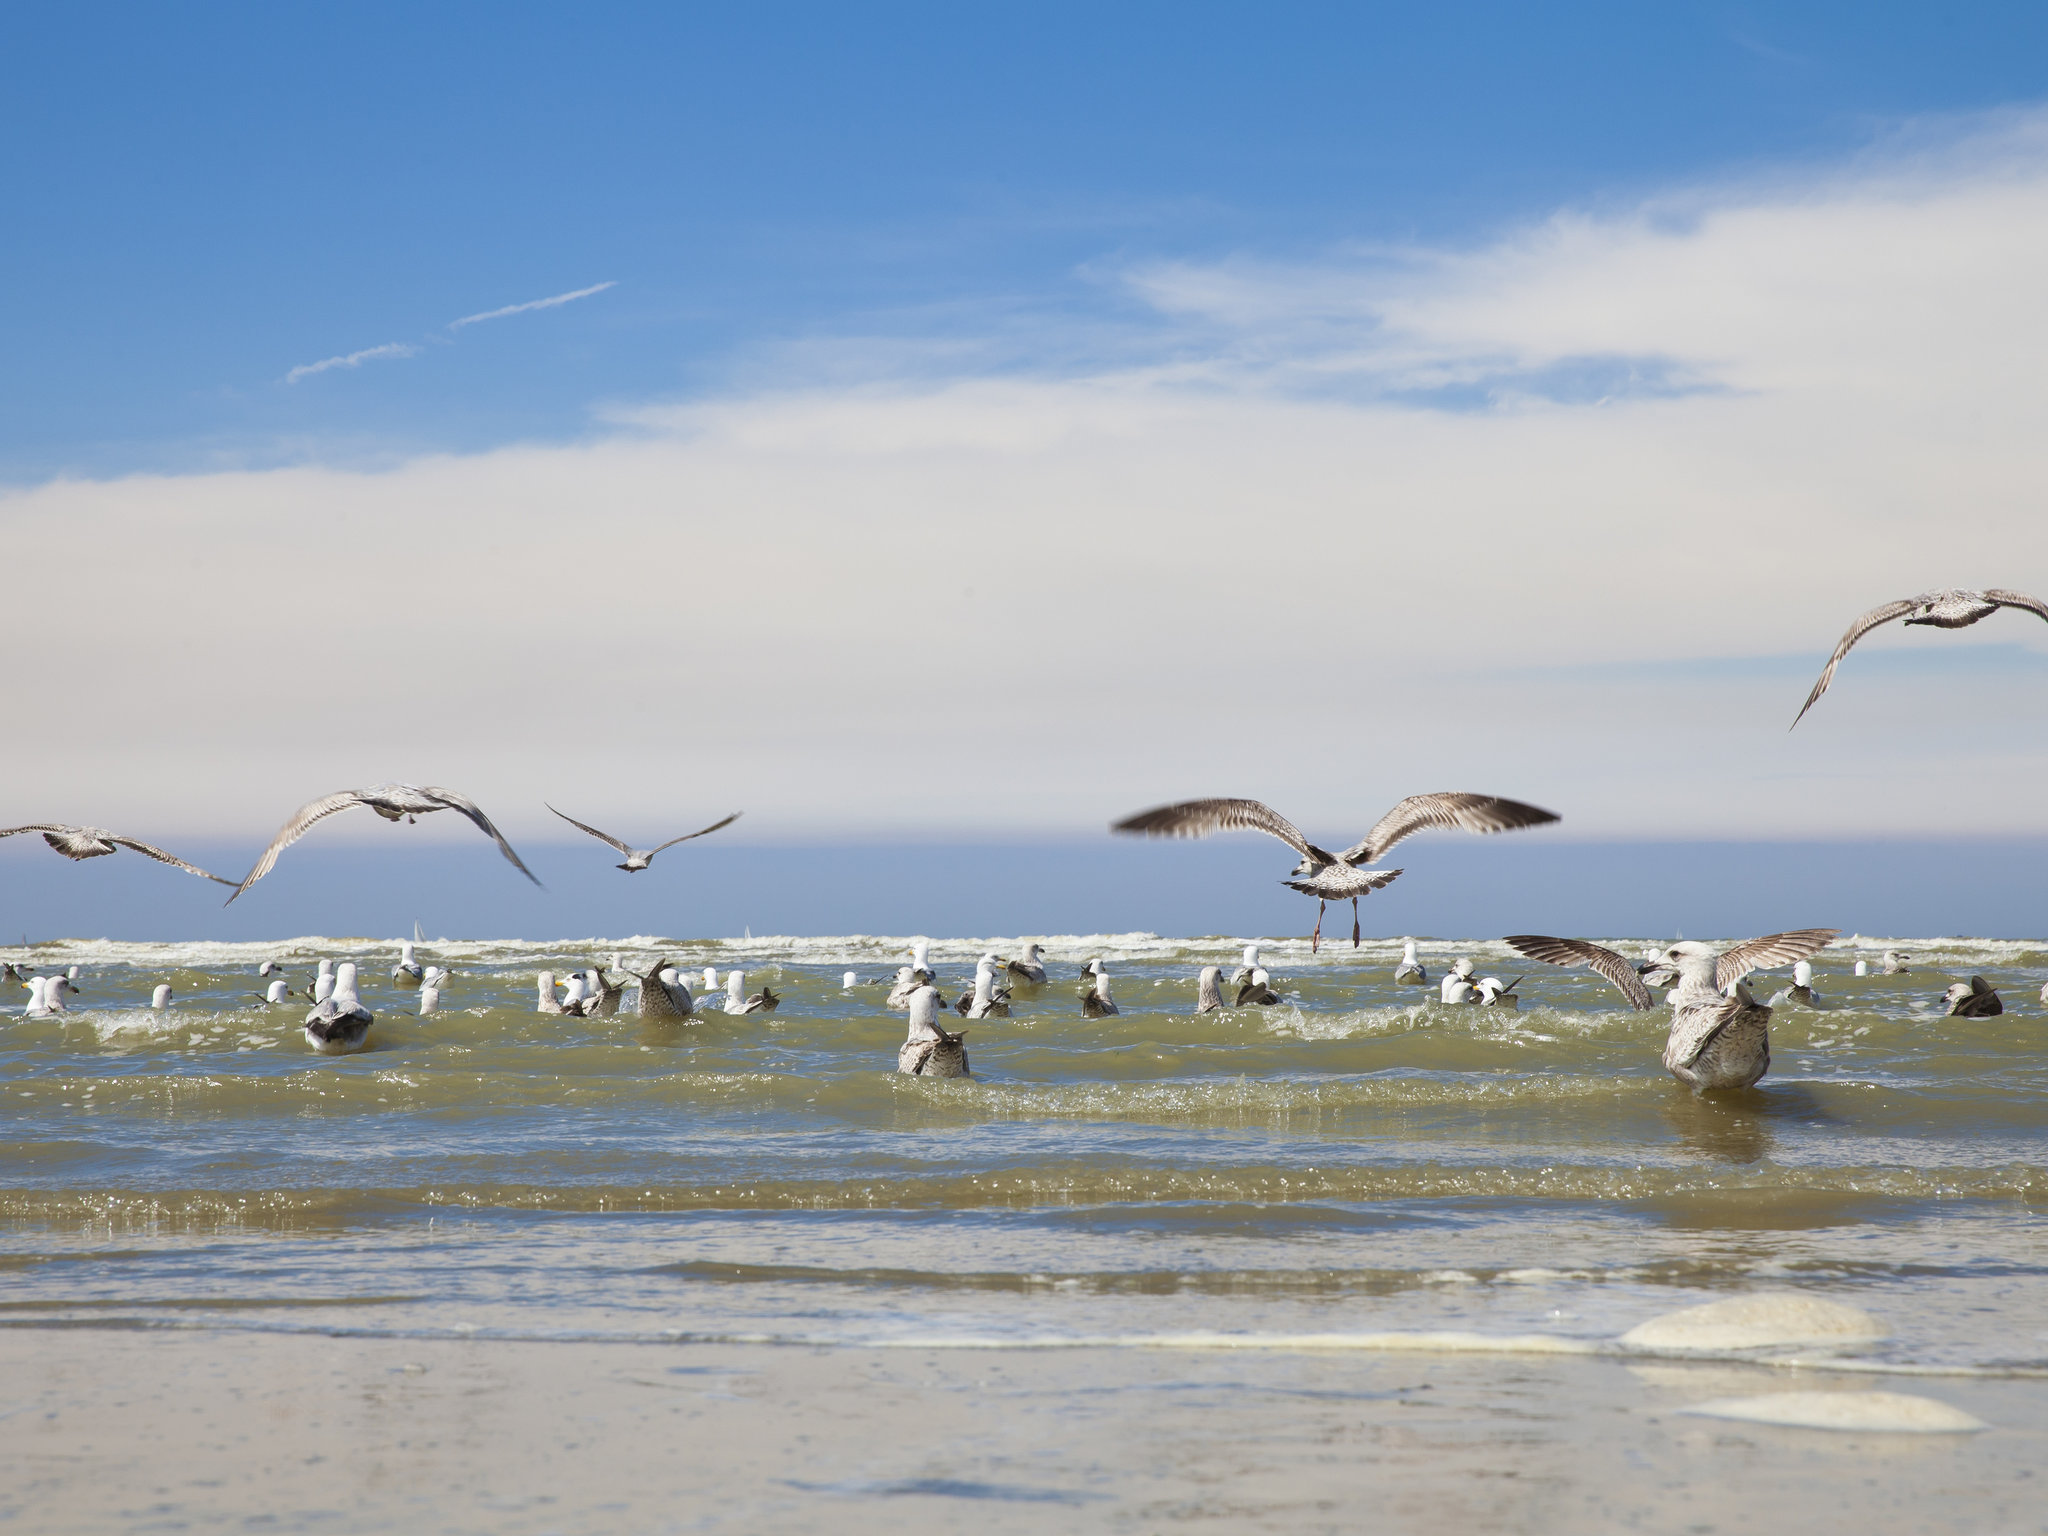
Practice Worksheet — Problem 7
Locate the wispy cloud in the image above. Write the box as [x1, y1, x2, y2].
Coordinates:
[284, 341, 420, 385]
[447, 281, 617, 331]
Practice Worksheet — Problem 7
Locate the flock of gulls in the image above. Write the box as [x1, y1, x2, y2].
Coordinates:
[8, 586, 2047, 1092]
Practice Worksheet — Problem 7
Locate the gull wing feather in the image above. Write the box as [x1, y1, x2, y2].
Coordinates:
[1791, 597, 1925, 729]
[226, 791, 371, 904]
[107, 836, 236, 885]
[1112, 798, 1323, 861]
[1340, 792, 1560, 866]
[547, 804, 635, 855]
[422, 786, 543, 888]
[1502, 935, 1655, 1010]
[649, 811, 743, 856]
[1714, 929, 1839, 991]
[0, 824, 69, 839]
[1985, 588, 2048, 623]
[1667, 993, 1743, 1071]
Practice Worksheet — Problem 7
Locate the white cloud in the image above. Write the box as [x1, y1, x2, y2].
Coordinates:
[447, 280, 617, 331]
[283, 341, 421, 385]
[17, 113, 2048, 843]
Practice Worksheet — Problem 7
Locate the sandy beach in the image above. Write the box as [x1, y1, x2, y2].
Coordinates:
[3, 1327, 2041, 1534]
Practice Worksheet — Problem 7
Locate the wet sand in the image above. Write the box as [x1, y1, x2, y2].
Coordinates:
[2, 1329, 2040, 1533]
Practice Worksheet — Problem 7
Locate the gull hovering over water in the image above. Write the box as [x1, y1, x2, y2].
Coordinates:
[1113, 792, 1560, 951]
[0, 824, 233, 885]
[227, 784, 540, 904]
[546, 806, 741, 871]
[1791, 588, 2048, 728]
[1505, 929, 1838, 1092]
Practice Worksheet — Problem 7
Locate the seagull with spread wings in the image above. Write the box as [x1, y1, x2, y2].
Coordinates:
[1113, 792, 1560, 951]
[1791, 588, 2048, 728]
[546, 805, 741, 871]
[0, 823, 233, 885]
[1504, 929, 1838, 1091]
[226, 783, 540, 905]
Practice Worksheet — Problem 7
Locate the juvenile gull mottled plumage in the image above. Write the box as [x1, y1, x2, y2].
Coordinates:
[228, 784, 540, 904]
[1506, 930, 1838, 1091]
[1942, 976, 2003, 1018]
[1791, 588, 2048, 728]
[546, 805, 741, 871]
[1196, 966, 1225, 1014]
[0, 823, 234, 885]
[1113, 792, 1558, 951]
[897, 985, 970, 1077]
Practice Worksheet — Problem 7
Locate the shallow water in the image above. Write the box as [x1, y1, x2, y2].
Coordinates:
[2, 933, 2045, 1382]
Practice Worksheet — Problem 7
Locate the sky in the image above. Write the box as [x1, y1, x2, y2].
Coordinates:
[9, 3, 2048, 936]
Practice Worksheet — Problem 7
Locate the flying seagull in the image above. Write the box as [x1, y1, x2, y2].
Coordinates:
[1791, 588, 2048, 728]
[1504, 929, 1838, 1091]
[546, 805, 741, 871]
[0, 824, 233, 885]
[226, 784, 540, 905]
[1113, 792, 1560, 950]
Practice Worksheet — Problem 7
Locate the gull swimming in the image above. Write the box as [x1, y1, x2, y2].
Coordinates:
[1792, 588, 2048, 728]
[1080, 959, 1119, 1017]
[1439, 958, 1476, 1003]
[1006, 945, 1048, 985]
[535, 971, 565, 1014]
[1769, 959, 1820, 1008]
[1113, 792, 1559, 950]
[312, 960, 337, 1005]
[418, 968, 450, 1015]
[1236, 968, 1280, 1007]
[1474, 975, 1521, 1008]
[1505, 930, 1838, 1091]
[1196, 966, 1225, 1014]
[1883, 950, 1911, 974]
[1230, 945, 1262, 985]
[227, 784, 541, 904]
[723, 971, 778, 1014]
[959, 955, 1011, 1019]
[885, 967, 924, 1009]
[23, 975, 68, 1016]
[627, 958, 693, 1019]
[897, 985, 970, 1077]
[392, 942, 424, 988]
[545, 805, 741, 871]
[264, 979, 292, 1004]
[303, 962, 374, 1054]
[1394, 940, 1427, 985]
[150, 984, 173, 1009]
[1942, 976, 2002, 1017]
[0, 823, 234, 885]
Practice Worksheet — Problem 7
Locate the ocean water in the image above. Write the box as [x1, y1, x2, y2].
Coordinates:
[3, 932, 2044, 1385]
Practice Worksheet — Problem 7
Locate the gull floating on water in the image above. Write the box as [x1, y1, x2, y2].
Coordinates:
[1942, 976, 2003, 1017]
[1882, 950, 1911, 974]
[418, 968, 450, 1015]
[1006, 945, 1048, 985]
[312, 960, 336, 1006]
[23, 976, 68, 1016]
[227, 784, 541, 904]
[1113, 792, 1559, 950]
[150, 984, 173, 1009]
[535, 971, 565, 1014]
[304, 962, 373, 1054]
[0, 823, 233, 885]
[1394, 940, 1427, 985]
[959, 954, 1011, 1019]
[724, 970, 778, 1014]
[1080, 959, 1119, 1017]
[546, 805, 741, 872]
[1475, 976, 1521, 1009]
[626, 958, 693, 1019]
[897, 985, 970, 1077]
[264, 979, 292, 1004]
[1196, 966, 1225, 1013]
[1792, 588, 2048, 728]
[392, 942, 423, 988]
[1236, 967, 1280, 1007]
[1505, 930, 1838, 1091]
[1230, 945, 1262, 986]
[1439, 958, 1476, 1004]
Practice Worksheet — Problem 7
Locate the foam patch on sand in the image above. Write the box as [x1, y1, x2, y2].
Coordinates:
[1620, 1293, 1885, 1353]
[1682, 1390, 1985, 1433]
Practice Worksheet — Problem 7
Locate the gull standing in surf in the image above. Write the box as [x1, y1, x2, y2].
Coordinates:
[304, 962, 374, 1054]
[226, 784, 541, 904]
[897, 985, 970, 1078]
[1791, 588, 2048, 727]
[546, 806, 741, 871]
[1196, 966, 1226, 1014]
[1080, 959, 1120, 1017]
[1006, 945, 1048, 985]
[1505, 930, 1838, 1092]
[1394, 940, 1427, 985]
[0, 823, 235, 885]
[1113, 792, 1560, 951]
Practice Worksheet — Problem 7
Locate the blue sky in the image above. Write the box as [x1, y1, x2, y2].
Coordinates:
[10, 4, 2048, 945]
[11, 2, 2048, 479]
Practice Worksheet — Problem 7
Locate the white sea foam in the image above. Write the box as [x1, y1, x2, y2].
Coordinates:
[1620, 1293, 1885, 1353]
[1682, 1390, 1985, 1433]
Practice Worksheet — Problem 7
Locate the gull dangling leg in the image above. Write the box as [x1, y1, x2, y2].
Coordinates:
[1351, 897, 1360, 948]
[1312, 900, 1324, 953]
